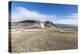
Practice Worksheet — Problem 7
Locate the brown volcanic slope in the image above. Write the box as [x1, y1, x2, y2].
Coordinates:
[10, 20, 58, 29]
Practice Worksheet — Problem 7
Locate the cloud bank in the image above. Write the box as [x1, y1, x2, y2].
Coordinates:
[12, 7, 56, 22]
[12, 7, 78, 25]
[54, 13, 78, 25]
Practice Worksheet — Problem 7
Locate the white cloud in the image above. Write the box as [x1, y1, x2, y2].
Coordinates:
[54, 13, 78, 25]
[12, 7, 78, 25]
[12, 7, 56, 22]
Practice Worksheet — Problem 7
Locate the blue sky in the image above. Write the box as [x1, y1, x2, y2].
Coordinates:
[9, 1, 78, 25]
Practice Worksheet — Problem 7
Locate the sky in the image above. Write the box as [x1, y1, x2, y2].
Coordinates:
[9, 1, 78, 25]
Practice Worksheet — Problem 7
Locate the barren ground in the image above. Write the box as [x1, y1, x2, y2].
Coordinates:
[10, 28, 78, 53]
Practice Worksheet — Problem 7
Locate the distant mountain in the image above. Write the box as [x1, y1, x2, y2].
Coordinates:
[18, 20, 41, 23]
[18, 20, 57, 28]
[10, 20, 77, 29]
[55, 24, 77, 28]
[44, 21, 57, 27]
